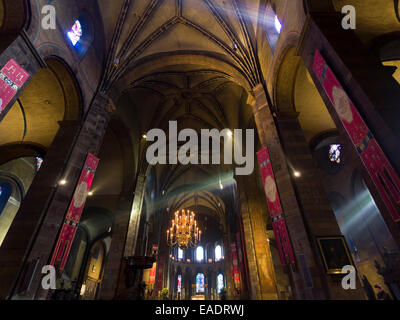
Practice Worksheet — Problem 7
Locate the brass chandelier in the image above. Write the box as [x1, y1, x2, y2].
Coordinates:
[167, 209, 201, 250]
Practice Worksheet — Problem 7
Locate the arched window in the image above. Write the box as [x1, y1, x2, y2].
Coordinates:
[217, 273, 224, 293]
[215, 245, 222, 262]
[178, 248, 183, 260]
[35, 157, 43, 171]
[329, 144, 342, 164]
[177, 275, 182, 293]
[0, 182, 12, 217]
[66, 12, 94, 58]
[264, 4, 282, 52]
[196, 246, 204, 262]
[196, 273, 205, 294]
[67, 20, 83, 46]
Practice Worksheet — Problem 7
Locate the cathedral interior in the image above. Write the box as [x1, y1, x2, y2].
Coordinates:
[0, 0, 400, 301]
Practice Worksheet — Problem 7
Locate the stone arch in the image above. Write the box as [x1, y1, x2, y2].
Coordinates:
[114, 54, 253, 97]
[68, 206, 113, 298]
[90, 117, 136, 199]
[0, 55, 82, 152]
[274, 46, 337, 143]
[273, 46, 301, 114]
[0, 155, 43, 247]
[0, 174, 24, 246]
[79, 237, 109, 300]
[0, 142, 45, 165]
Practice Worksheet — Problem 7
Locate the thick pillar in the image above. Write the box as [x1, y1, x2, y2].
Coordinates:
[0, 92, 112, 299]
[124, 173, 147, 257]
[223, 230, 236, 300]
[237, 173, 278, 300]
[99, 200, 133, 300]
[252, 84, 327, 299]
[276, 112, 365, 299]
[0, 120, 80, 299]
[299, 16, 400, 252]
[112, 173, 147, 298]
[0, 31, 46, 123]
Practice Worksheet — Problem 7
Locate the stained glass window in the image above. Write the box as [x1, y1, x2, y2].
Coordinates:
[196, 246, 204, 262]
[265, 5, 282, 52]
[274, 15, 282, 33]
[68, 20, 82, 46]
[215, 245, 222, 262]
[329, 144, 342, 164]
[196, 273, 205, 294]
[0, 182, 12, 217]
[178, 248, 183, 260]
[35, 157, 43, 171]
[177, 275, 182, 293]
[217, 274, 224, 293]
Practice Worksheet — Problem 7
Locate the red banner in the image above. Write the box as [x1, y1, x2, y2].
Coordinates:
[148, 244, 158, 288]
[0, 59, 30, 115]
[257, 147, 295, 265]
[231, 242, 241, 290]
[50, 153, 99, 271]
[313, 50, 400, 222]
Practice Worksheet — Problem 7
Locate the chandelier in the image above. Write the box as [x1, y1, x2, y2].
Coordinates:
[167, 209, 201, 250]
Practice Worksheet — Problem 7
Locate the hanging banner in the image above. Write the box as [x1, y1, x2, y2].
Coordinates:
[50, 153, 99, 271]
[148, 244, 158, 289]
[156, 256, 164, 292]
[231, 242, 241, 290]
[257, 147, 295, 265]
[0, 58, 30, 117]
[235, 232, 245, 286]
[313, 50, 400, 222]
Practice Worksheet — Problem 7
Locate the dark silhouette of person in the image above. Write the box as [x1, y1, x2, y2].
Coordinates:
[374, 284, 392, 300]
[362, 275, 376, 300]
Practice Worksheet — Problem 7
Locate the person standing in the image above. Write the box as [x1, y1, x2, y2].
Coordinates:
[374, 284, 392, 300]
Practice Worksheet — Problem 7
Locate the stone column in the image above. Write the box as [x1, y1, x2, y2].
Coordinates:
[252, 83, 327, 299]
[99, 199, 133, 300]
[223, 229, 235, 300]
[238, 197, 260, 299]
[124, 173, 147, 257]
[0, 31, 46, 123]
[111, 173, 147, 298]
[0, 92, 112, 299]
[237, 173, 278, 300]
[299, 17, 400, 249]
[276, 112, 365, 299]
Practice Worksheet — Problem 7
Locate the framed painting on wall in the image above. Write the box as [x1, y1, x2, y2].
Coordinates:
[316, 236, 354, 275]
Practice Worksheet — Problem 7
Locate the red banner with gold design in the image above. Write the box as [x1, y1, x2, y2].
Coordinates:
[0, 58, 30, 117]
[257, 147, 295, 265]
[313, 50, 400, 222]
[50, 153, 99, 271]
[231, 242, 241, 290]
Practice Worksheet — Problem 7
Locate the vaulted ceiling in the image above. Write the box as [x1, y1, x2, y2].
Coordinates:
[94, 0, 262, 231]
[98, 0, 262, 93]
